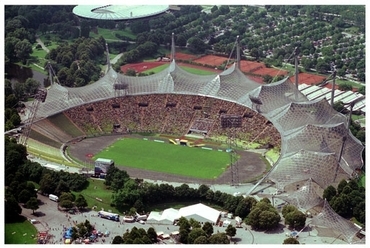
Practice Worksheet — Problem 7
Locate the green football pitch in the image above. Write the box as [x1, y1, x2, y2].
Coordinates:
[93, 138, 231, 179]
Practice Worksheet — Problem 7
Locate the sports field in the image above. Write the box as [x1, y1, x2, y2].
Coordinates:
[93, 138, 230, 179]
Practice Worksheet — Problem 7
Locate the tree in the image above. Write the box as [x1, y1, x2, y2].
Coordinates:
[18, 189, 32, 204]
[210, 5, 218, 13]
[59, 192, 75, 203]
[250, 48, 259, 59]
[219, 5, 230, 15]
[356, 129, 365, 143]
[225, 224, 236, 238]
[188, 228, 207, 244]
[208, 232, 230, 244]
[315, 59, 330, 73]
[283, 237, 300, 244]
[263, 74, 273, 83]
[75, 194, 88, 210]
[193, 235, 208, 244]
[125, 68, 136, 76]
[59, 199, 74, 209]
[176, 34, 187, 47]
[39, 173, 57, 195]
[179, 228, 189, 244]
[147, 227, 157, 243]
[336, 179, 348, 194]
[14, 39, 32, 64]
[332, 101, 345, 113]
[12, 81, 25, 100]
[178, 216, 191, 231]
[357, 70, 365, 82]
[246, 200, 281, 230]
[284, 210, 306, 229]
[338, 82, 353, 91]
[235, 196, 257, 219]
[133, 199, 145, 213]
[5, 36, 20, 62]
[24, 78, 40, 95]
[281, 205, 297, 218]
[55, 180, 70, 196]
[26, 197, 39, 214]
[189, 218, 201, 229]
[80, 21, 90, 38]
[202, 222, 214, 237]
[187, 37, 209, 54]
[323, 185, 337, 202]
[5, 195, 22, 222]
[301, 57, 313, 71]
[358, 85, 365, 95]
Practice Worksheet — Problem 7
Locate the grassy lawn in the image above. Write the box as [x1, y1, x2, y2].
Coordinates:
[93, 137, 230, 179]
[265, 148, 280, 164]
[359, 175, 365, 188]
[352, 114, 365, 126]
[5, 218, 38, 244]
[26, 139, 77, 167]
[72, 178, 118, 213]
[180, 66, 217, 75]
[144, 64, 169, 74]
[90, 27, 136, 40]
[335, 78, 364, 88]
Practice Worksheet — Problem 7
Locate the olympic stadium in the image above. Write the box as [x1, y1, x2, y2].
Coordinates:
[72, 5, 170, 20]
[19, 33, 364, 242]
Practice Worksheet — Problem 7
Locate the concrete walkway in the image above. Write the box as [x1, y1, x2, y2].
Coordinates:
[35, 38, 49, 53]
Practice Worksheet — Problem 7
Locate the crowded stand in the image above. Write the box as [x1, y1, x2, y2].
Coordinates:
[62, 94, 281, 148]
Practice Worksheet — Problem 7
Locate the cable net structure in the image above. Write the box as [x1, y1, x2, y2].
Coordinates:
[311, 199, 361, 243]
[278, 178, 324, 212]
[22, 36, 364, 238]
[31, 59, 364, 187]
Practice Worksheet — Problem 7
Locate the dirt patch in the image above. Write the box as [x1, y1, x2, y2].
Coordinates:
[253, 67, 289, 77]
[193, 55, 230, 67]
[172, 52, 198, 61]
[176, 62, 220, 73]
[289, 73, 327, 85]
[67, 135, 267, 185]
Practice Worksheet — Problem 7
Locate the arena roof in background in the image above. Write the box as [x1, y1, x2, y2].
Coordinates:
[72, 5, 170, 20]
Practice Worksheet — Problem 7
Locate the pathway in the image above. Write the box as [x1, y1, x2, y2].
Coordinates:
[35, 38, 50, 53]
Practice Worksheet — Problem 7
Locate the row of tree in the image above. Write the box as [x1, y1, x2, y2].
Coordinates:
[46, 37, 106, 87]
[5, 136, 89, 222]
[104, 165, 308, 232]
[323, 179, 365, 224]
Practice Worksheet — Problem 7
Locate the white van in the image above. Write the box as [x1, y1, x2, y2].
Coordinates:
[49, 194, 59, 202]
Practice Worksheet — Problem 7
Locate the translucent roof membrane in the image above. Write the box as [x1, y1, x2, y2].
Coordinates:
[268, 98, 348, 133]
[278, 179, 324, 211]
[311, 199, 361, 243]
[73, 5, 169, 20]
[31, 60, 364, 192]
[268, 150, 340, 189]
[248, 78, 308, 114]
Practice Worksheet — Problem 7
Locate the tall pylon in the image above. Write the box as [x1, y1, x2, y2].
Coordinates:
[106, 42, 111, 72]
[171, 32, 176, 61]
[236, 35, 241, 70]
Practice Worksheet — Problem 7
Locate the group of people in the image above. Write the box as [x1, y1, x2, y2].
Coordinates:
[62, 94, 281, 147]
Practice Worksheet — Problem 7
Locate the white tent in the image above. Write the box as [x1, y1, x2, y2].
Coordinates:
[177, 203, 220, 225]
[147, 208, 178, 225]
